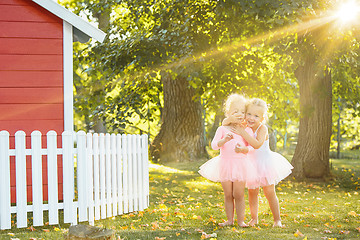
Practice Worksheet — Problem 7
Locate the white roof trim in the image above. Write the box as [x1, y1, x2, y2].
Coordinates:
[32, 0, 106, 43]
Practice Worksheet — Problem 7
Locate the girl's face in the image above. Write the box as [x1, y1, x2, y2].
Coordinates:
[246, 104, 265, 129]
[228, 101, 246, 121]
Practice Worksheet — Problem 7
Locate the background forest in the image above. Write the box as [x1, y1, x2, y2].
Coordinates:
[58, 0, 360, 180]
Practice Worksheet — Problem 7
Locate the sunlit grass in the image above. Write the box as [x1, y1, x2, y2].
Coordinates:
[150, 163, 193, 175]
[1, 154, 360, 239]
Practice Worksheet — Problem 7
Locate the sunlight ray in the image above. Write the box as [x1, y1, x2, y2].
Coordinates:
[0, 95, 64, 122]
[111, 14, 339, 89]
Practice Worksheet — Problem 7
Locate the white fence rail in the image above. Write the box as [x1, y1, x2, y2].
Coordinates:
[0, 130, 149, 230]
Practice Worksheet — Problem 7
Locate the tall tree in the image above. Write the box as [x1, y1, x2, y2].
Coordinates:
[291, 23, 333, 179]
[61, 0, 301, 162]
[61, 0, 360, 171]
[285, 2, 360, 179]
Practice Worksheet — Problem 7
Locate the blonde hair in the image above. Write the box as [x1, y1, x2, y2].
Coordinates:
[247, 98, 269, 122]
[223, 93, 247, 117]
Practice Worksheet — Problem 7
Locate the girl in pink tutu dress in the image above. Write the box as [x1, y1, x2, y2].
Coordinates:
[232, 98, 293, 228]
[198, 94, 257, 227]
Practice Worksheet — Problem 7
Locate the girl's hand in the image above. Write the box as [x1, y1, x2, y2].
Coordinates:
[223, 115, 243, 126]
[224, 133, 233, 142]
[217, 132, 234, 148]
[235, 143, 248, 154]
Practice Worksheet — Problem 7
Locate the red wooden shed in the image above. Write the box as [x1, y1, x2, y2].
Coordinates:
[0, 0, 106, 203]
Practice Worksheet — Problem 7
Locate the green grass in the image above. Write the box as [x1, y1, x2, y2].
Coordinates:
[1, 157, 360, 240]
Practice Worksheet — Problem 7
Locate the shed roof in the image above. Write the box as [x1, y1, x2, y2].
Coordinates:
[32, 0, 106, 43]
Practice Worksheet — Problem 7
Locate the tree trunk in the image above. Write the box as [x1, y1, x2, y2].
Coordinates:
[150, 72, 207, 162]
[291, 57, 332, 179]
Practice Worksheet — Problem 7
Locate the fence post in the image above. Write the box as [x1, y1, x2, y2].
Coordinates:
[116, 134, 123, 215]
[132, 135, 138, 211]
[15, 131, 27, 228]
[128, 135, 134, 212]
[62, 131, 76, 225]
[111, 133, 117, 215]
[105, 133, 112, 217]
[122, 134, 128, 213]
[137, 135, 144, 211]
[99, 133, 106, 219]
[47, 131, 59, 225]
[0, 131, 11, 230]
[143, 135, 149, 207]
[93, 133, 100, 220]
[86, 132, 95, 225]
[77, 131, 87, 222]
[31, 131, 43, 226]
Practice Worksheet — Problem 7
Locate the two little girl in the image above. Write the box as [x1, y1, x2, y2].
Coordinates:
[198, 93, 293, 228]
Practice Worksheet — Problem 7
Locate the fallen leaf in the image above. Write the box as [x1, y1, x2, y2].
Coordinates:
[201, 232, 217, 239]
[42, 229, 50, 232]
[28, 226, 36, 231]
[348, 211, 357, 217]
[294, 229, 304, 237]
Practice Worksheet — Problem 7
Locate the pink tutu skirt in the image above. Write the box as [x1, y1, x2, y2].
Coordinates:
[198, 155, 258, 188]
[198, 156, 222, 182]
[252, 151, 293, 187]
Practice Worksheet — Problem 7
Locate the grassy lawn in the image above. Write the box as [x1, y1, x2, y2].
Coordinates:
[1, 157, 359, 239]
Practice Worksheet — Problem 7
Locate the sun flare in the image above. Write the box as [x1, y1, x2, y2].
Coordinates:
[336, 1, 360, 23]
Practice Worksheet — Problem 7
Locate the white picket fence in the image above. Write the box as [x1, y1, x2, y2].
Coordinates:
[0, 130, 149, 230]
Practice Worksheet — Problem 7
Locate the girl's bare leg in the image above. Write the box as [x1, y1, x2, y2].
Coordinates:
[248, 188, 259, 226]
[219, 181, 234, 226]
[262, 184, 282, 227]
[233, 181, 248, 227]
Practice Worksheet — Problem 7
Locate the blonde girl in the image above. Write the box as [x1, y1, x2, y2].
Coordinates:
[233, 98, 293, 227]
[198, 93, 257, 227]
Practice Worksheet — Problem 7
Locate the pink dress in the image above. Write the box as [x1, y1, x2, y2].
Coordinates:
[248, 125, 293, 187]
[198, 126, 257, 186]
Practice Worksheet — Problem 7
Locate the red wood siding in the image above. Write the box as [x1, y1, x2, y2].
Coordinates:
[0, 0, 65, 203]
[0, 104, 63, 120]
[0, 71, 63, 87]
[0, 38, 63, 54]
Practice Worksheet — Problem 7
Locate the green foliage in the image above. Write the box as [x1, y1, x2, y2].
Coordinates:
[66, 0, 302, 136]
[104, 72, 163, 134]
[61, 0, 360, 150]
[331, 41, 360, 151]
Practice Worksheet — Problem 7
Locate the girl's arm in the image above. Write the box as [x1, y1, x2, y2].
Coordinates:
[243, 128, 254, 152]
[211, 127, 233, 150]
[222, 115, 244, 126]
[236, 125, 267, 149]
[222, 115, 237, 126]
